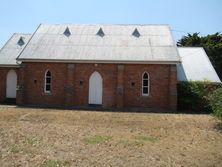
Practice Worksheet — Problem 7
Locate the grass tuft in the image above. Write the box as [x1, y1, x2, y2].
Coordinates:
[119, 135, 158, 147]
[83, 135, 112, 144]
[135, 135, 158, 142]
[40, 160, 69, 167]
[10, 145, 21, 153]
[27, 137, 42, 146]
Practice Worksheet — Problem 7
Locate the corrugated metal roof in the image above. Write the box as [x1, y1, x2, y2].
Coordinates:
[17, 24, 180, 63]
[0, 33, 31, 67]
[177, 47, 221, 83]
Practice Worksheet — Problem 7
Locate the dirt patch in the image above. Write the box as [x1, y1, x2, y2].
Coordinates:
[0, 107, 222, 167]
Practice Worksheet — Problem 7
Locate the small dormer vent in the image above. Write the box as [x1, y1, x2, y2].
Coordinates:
[132, 28, 140, 37]
[64, 27, 71, 37]
[97, 28, 105, 37]
[17, 37, 25, 46]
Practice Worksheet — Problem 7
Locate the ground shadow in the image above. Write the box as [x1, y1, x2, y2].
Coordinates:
[0, 103, 212, 115]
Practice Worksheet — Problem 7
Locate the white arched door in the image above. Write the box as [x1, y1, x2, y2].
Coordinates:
[6, 69, 17, 98]
[88, 71, 103, 105]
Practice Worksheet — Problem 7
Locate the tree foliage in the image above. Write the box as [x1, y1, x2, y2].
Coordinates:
[177, 32, 222, 80]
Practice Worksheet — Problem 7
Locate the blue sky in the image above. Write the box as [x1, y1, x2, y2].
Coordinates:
[0, 0, 222, 47]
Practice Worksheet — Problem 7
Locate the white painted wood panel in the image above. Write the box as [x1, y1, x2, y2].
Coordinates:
[6, 69, 17, 98]
[88, 71, 102, 105]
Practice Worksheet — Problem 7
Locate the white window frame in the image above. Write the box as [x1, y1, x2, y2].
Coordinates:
[142, 72, 150, 96]
[44, 70, 51, 93]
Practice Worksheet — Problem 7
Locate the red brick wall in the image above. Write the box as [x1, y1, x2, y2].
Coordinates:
[123, 64, 174, 109]
[17, 62, 177, 109]
[19, 63, 67, 106]
[0, 68, 18, 102]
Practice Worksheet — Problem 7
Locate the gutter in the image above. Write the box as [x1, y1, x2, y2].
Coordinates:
[0, 64, 20, 68]
[17, 58, 180, 64]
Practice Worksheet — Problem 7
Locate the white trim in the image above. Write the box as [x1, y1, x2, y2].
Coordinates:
[142, 72, 150, 96]
[44, 70, 51, 93]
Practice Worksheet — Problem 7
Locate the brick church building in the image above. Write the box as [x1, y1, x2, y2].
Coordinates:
[0, 24, 180, 110]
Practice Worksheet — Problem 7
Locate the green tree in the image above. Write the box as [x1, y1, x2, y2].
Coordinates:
[177, 32, 222, 80]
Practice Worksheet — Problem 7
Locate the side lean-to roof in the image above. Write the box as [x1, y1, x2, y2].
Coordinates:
[177, 47, 221, 83]
[0, 33, 31, 67]
[17, 24, 180, 64]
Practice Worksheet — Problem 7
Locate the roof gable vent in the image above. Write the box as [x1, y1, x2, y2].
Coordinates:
[63, 27, 71, 37]
[97, 28, 105, 37]
[132, 28, 140, 37]
[17, 37, 25, 46]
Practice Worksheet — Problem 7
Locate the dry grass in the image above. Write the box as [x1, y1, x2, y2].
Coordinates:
[0, 106, 222, 167]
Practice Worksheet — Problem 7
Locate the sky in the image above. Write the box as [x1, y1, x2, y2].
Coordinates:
[0, 0, 222, 48]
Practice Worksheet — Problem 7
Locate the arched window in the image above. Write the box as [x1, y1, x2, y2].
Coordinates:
[142, 72, 149, 96]
[44, 70, 51, 93]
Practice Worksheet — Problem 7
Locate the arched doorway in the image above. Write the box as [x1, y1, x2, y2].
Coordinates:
[6, 69, 17, 98]
[88, 71, 103, 105]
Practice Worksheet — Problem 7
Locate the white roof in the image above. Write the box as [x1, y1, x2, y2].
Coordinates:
[17, 24, 180, 64]
[177, 47, 221, 83]
[0, 33, 31, 67]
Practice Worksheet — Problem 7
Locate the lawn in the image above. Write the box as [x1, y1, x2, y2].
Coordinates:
[0, 106, 222, 167]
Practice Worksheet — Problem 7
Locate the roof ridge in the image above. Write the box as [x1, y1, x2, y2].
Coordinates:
[40, 23, 170, 26]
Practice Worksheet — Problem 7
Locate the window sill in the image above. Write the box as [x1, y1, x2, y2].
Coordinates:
[44, 92, 52, 95]
[142, 94, 150, 97]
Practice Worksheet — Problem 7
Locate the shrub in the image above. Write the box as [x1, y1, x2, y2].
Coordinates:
[177, 81, 220, 112]
[208, 87, 222, 121]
